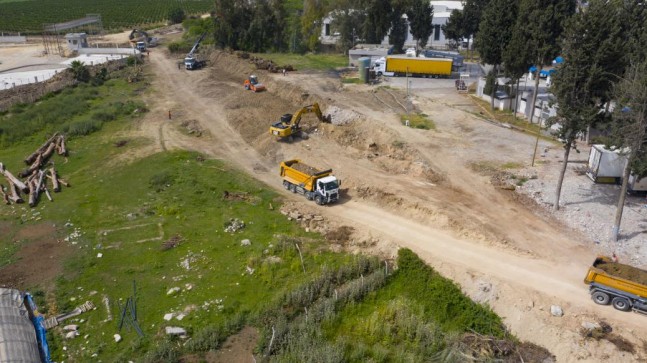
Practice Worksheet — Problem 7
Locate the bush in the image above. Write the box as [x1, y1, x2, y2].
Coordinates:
[168, 8, 185, 24]
[149, 171, 175, 191]
[167, 41, 192, 54]
[66, 119, 102, 136]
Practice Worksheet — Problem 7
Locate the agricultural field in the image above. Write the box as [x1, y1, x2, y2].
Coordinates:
[0, 65, 550, 361]
[0, 0, 213, 33]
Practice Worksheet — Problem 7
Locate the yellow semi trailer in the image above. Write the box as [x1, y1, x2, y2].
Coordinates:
[374, 56, 453, 77]
[584, 256, 647, 313]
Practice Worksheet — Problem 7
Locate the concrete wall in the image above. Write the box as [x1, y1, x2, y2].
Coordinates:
[0, 36, 27, 43]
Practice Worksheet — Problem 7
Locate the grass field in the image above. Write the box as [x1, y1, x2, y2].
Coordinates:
[0, 0, 213, 33]
[0, 63, 550, 362]
[253, 53, 348, 71]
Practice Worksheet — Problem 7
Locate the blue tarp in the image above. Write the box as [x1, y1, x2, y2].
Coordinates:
[25, 294, 52, 363]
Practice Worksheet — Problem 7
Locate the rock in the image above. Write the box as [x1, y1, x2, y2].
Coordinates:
[241, 239, 251, 246]
[184, 283, 193, 290]
[165, 326, 187, 337]
[246, 266, 255, 275]
[65, 331, 78, 339]
[581, 321, 600, 330]
[63, 325, 78, 331]
[550, 305, 563, 317]
[167, 287, 181, 296]
[114, 334, 122, 343]
[96, 253, 103, 258]
[176, 313, 186, 321]
[289, 211, 301, 219]
[163, 313, 174, 321]
[313, 215, 324, 221]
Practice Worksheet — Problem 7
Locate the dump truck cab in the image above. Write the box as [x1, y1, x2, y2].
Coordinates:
[136, 41, 146, 52]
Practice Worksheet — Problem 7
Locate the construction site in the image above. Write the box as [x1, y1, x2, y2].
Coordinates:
[2, 17, 647, 363]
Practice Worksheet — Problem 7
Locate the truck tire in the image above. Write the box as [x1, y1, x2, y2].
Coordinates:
[315, 195, 324, 205]
[612, 297, 631, 311]
[283, 181, 291, 190]
[591, 291, 610, 305]
[290, 184, 297, 193]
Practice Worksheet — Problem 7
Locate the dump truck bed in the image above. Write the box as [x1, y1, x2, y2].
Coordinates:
[585, 257, 647, 298]
[280, 160, 332, 192]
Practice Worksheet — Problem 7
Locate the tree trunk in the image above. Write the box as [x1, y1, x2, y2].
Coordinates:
[50, 168, 60, 192]
[529, 67, 542, 166]
[611, 161, 632, 242]
[24, 132, 58, 164]
[490, 64, 497, 111]
[553, 140, 572, 211]
[529, 67, 541, 125]
[1, 168, 28, 193]
[8, 182, 22, 204]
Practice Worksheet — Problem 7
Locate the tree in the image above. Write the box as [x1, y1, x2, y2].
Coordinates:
[621, 1, 647, 64]
[168, 8, 185, 24]
[362, 0, 392, 44]
[461, 0, 491, 55]
[388, 0, 408, 54]
[70, 61, 90, 83]
[608, 61, 647, 242]
[475, 0, 519, 110]
[331, 7, 366, 52]
[300, 0, 329, 52]
[549, 0, 624, 212]
[507, 0, 576, 166]
[406, 0, 433, 50]
[442, 9, 465, 50]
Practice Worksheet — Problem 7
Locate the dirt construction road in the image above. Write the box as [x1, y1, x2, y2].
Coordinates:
[141, 48, 646, 362]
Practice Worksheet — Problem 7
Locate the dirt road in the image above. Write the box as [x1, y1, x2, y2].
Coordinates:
[142, 48, 646, 362]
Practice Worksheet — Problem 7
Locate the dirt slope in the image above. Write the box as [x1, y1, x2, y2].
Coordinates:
[140, 48, 647, 362]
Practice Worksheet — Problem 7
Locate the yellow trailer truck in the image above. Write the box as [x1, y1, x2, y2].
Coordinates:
[584, 256, 647, 313]
[280, 160, 340, 205]
[373, 56, 453, 77]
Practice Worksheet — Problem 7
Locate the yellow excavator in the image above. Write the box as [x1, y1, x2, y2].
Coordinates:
[269, 103, 331, 139]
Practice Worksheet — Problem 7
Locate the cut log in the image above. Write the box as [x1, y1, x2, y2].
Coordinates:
[8, 182, 23, 204]
[58, 178, 70, 188]
[29, 171, 45, 207]
[24, 132, 59, 165]
[44, 188, 53, 202]
[50, 168, 60, 192]
[0, 184, 9, 205]
[58, 135, 67, 156]
[20, 153, 43, 178]
[1, 168, 28, 193]
[42, 142, 57, 160]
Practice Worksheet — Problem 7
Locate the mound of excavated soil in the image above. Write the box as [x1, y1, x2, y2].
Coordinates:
[597, 260, 647, 285]
[291, 162, 321, 175]
[325, 105, 361, 125]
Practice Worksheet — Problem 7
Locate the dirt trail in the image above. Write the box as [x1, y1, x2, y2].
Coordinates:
[143, 49, 647, 361]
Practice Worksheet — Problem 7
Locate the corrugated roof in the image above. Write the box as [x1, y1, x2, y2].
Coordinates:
[0, 289, 41, 363]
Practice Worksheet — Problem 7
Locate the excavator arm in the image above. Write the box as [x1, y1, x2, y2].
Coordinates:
[270, 103, 331, 139]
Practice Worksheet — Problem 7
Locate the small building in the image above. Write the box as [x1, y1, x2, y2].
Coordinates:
[64, 33, 88, 51]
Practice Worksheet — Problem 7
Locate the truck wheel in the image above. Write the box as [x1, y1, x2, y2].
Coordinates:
[591, 291, 610, 305]
[283, 181, 291, 190]
[612, 297, 631, 311]
[290, 184, 297, 193]
[315, 195, 324, 205]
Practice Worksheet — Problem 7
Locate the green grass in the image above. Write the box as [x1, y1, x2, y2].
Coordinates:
[341, 77, 362, 84]
[0, 0, 213, 33]
[251, 53, 348, 71]
[400, 113, 436, 130]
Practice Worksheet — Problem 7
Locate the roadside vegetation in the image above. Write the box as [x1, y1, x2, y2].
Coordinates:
[400, 113, 435, 130]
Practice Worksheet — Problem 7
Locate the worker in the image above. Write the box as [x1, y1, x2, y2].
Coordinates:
[177, 62, 181, 70]
[147, 50, 150, 57]
[282, 68, 286, 76]
[168, 110, 172, 120]
[612, 252, 618, 263]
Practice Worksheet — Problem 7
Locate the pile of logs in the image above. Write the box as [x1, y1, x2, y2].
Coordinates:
[234, 52, 296, 73]
[0, 133, 69, 207]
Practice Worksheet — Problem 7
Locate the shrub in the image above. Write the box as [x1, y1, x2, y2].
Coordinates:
[149, 171, 175, 191]
[66, 119, 102, 136]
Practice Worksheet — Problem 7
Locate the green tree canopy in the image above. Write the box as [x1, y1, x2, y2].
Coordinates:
[406, 0, 434, 49]
[168, 8, 185, 24]
[442, 9, 465, 49]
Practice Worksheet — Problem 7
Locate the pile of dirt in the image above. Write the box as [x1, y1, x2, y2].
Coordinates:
[458, 333, 555, 363]
[325, 105, 361, 125]
[597, 260, 647, 285]
[290, 162, 322, 175]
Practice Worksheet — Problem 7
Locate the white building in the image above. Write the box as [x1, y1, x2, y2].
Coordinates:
[320, 1, 463, 49]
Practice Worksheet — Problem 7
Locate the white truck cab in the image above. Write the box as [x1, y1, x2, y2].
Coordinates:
[136, 41, 146, 52]
[372, 57, 393, 77]
[315, 175, 340, 204]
